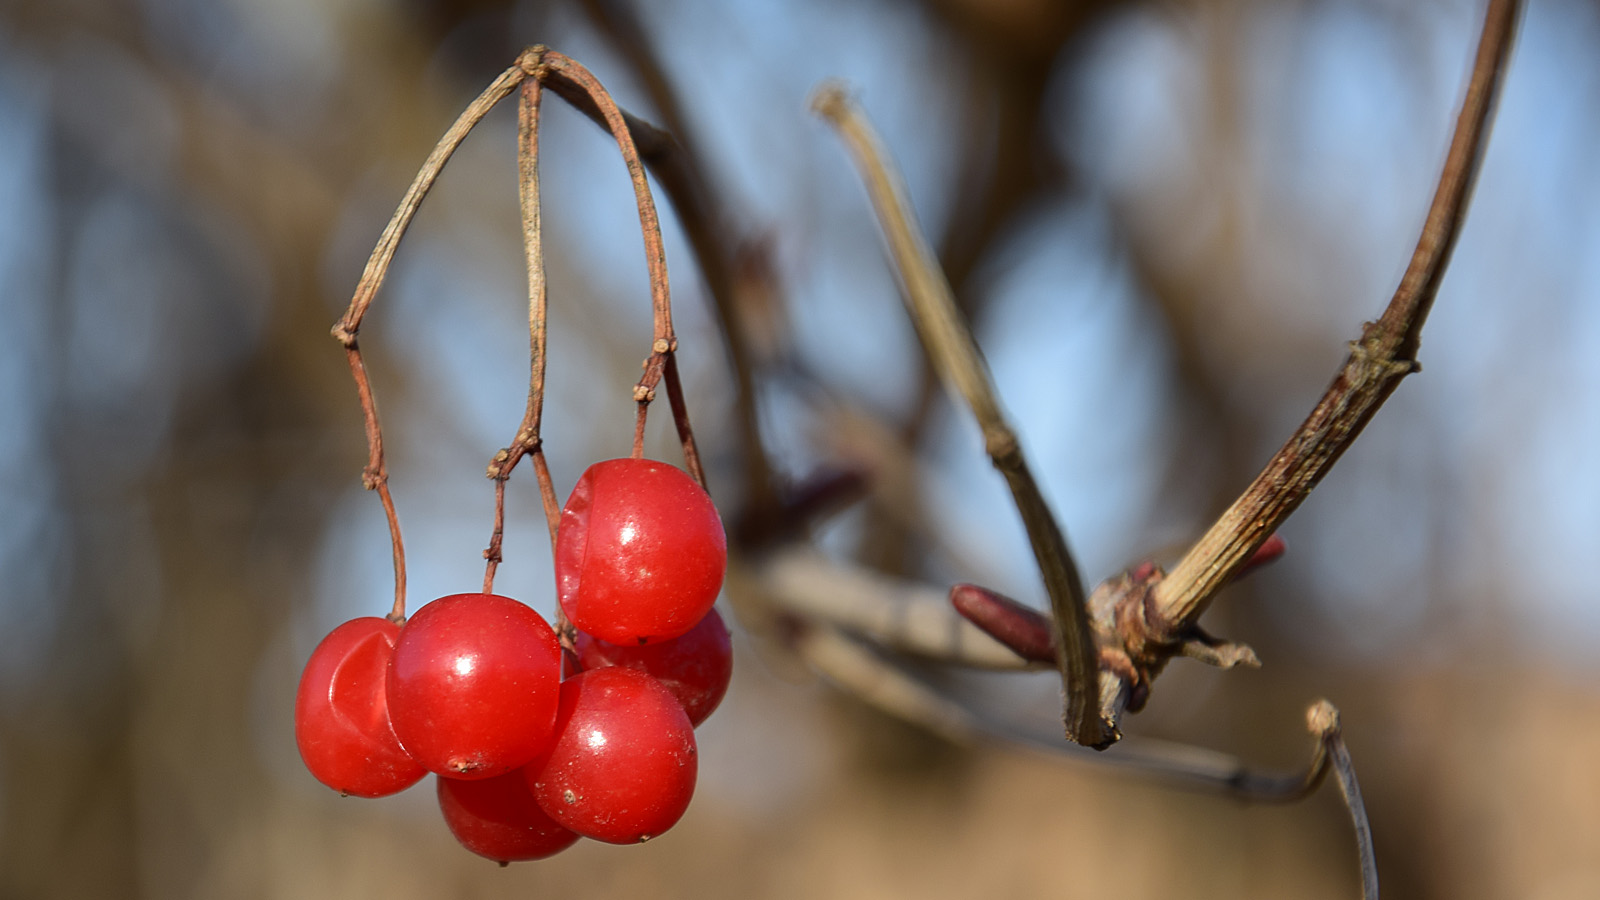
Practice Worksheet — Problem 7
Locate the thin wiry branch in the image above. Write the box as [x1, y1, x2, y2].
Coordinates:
[331, 61, 530, 621]
[580, 0, 775, 510]
[483, 76, 560, 593]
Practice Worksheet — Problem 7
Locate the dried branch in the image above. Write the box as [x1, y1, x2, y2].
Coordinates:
[522, 50, 712, 490]
[811, 84, 1107, 747]
[1151, 0, 1521, 626]
[483, 76, 560, 593]
[955, 537, 1286, 666]
[331, 61, 530, 621]
[579, 0, 776, 509]
[1083, 0, 1523, 739]
[334, 45, 724, 614]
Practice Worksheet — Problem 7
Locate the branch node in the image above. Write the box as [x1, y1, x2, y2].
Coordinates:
[516, 45, 547, 76]
[1308, 698, 1342, 737]
[983, 429, 1019, 463]
[1349, 337, 1420, 380]
[486, 448, 513, 480]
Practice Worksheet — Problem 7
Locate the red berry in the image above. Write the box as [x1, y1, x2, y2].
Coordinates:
[572, 608, 733, 726]
[294, 617, 426, 798]
[527, 667, 697, 844]
[437, 771, 579, 864]
[387, 593, 562, 780]
[556, 458, 727, 644]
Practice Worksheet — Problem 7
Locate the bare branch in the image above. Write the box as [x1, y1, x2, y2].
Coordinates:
[1152, 0, 1522, 627]
[811, 84, 1108, 748]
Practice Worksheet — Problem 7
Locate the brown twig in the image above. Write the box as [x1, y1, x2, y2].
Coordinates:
[1307, 702, 1379, 900]
[579, 0, 773, 508]
[524, 51, 688, 468]
[483, 76, 560, 593]
[663, 351, 708, 490]
[1080, 0, 1522, 741]
[954, 537, 1285, 666]
[331, 61, 530, 622]
[1150, 0, 1521, 628]
[811, 84, 1107, 748]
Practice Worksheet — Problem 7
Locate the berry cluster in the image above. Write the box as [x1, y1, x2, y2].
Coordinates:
[294, 458, 731, 863]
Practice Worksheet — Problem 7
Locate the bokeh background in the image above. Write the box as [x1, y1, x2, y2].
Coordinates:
[1, 0, 1597, 897]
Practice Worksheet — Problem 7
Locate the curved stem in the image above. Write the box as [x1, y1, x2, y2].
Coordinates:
[1152, 0, 1522, 629]
[332, 61, 529, 621]
[812, 84, 1105, 748]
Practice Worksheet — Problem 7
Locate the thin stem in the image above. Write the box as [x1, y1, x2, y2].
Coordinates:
[579, 0, 776, 513]
[1152, 0, 1521, 628]
[1308, 702, 1379, 900]
[531, 451, 561, 554]
[530, 52, 679, 434]
[332, 61, 530, 621]
[812, 84, 1106, 748]
[631, 402, 648, 459]
[663, 351, 707, 490]
[482, 477, 509, 594]
[482, 75, 559, 591]
[333, 63, 528, 340]
[518, 76, 556, 533]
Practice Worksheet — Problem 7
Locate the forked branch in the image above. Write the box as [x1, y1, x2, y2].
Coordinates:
[333, 46, 711, 618]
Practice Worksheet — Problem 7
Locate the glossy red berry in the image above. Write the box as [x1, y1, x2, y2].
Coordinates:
[437, 771, 580, 864]
[572, 607, 733, 726]
[527, 667, 697, 844]
[387, 593, 562, 780]
[556, 458, 727, 645]
[294, 617, 426, 798]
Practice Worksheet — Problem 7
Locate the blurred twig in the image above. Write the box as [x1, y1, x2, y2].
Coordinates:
[811, 84, 1108, 748]
[1308, 702, 1379, 900]
[798, 625, 1376, 805]
[753, 547, 1038, 670]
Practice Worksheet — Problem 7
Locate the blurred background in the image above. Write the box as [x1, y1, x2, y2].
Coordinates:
[1, 0, 1597, 896]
